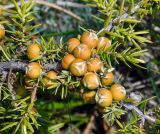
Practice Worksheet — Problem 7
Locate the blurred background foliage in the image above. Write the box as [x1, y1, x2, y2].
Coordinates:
[0, 0, 160, 133]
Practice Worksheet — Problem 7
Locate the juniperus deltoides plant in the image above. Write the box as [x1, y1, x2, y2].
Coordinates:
[0, 0, 160, 133]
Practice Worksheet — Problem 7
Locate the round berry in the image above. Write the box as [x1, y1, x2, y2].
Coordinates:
[70, 59, 87, 76]
[27, 43, 41, 60]
[82, 91, 96, 103]
[97, 37, 111, 52]
[95, 88, 112, 107]
[43, 71, 57, 87]
[83, 72, 100, 90]
[67, 38, 80, 53]
[73, 44, 91, 60]
[61, 54, 75, 70]
[87, 58, 103, 72]
[101, 72, 114, 86]
[26, 62, 41, 79]
[110, 84, 126, 101]
[81, 31, 98, 49]
[0, 25, 5, 39]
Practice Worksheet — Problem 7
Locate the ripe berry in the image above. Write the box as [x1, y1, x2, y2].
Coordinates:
[95, 88, 112, 107]
[73, 44, 91, 60]
[97, 37, 111, 52]
[43, 71, 57, 87]
[110, 84, 126, 101]
[83, 72, 100, 90]
[70, 59, 87, 76]
[82, 91, 96, 103]
[26, 62, 41, 79]
[0, 25, 5, 39]
[87, 58, 103, 72]
[27, 43, 41, 60]
[67, 38, 80, 53]
[101, 72, 114, 86]
[61, 54, 75, 70]
[81, 31, 98, 49]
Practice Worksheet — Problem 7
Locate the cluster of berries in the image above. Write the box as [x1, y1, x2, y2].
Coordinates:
[61, 31, 126, 108]
[1, 25, 126, 109]
[25, 43, 57, 88]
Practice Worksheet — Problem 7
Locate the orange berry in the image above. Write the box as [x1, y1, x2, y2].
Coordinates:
[101, 72, 114, 86]
[96, 88, 112, 107]
[0, 25, 5, 39]
[82, 91, 96, 103]
[83, 72, 100, 90]
[27, 43, 41, 60]
[67, 38, 80, 53]
[73, 44, 91, 60]
[81, 31, 98, 49]
[61, 54, 75, 70]
[110, 84, 126, 101]
[43, 71, 57, 87]
[97, 37, 111, 52]
[70, 59, 87, 76]
[26, 62, 41, 79]
[87, 58, 103, 72]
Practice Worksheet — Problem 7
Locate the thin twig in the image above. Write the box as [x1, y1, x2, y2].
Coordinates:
[83, 114, 95, 134]
[31, 81, 39, 103]
[56, 0, 88, 8]
[97, 2, 141, 35]
[123, 103, 159, 125]
[2, 0, 84, 21]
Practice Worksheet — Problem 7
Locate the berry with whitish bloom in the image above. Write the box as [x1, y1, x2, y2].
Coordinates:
[69, 59, 87, 76]
[87, 58, 103, 72]
[110, 84, 126, 101]
[97, 37, 111, 52]
[73, 44, 91, 60]
[101, 72, 114, 86]
[26, 62, 41, 79]
[83, 72, 100, 90]
[95, 88, 113, 107]
[81, 31, 99, 49]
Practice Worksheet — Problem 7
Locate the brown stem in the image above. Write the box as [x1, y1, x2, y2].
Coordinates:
[83, 112, 96, 134]
[0, 61, 60, 71]
[31, 85, 38, 103]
